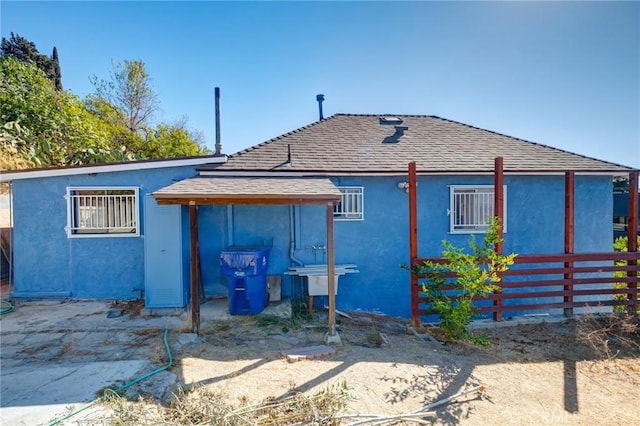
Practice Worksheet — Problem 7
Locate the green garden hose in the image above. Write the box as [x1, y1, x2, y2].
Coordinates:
[45, 327, 173, 426]
[0, 300, 14, 315]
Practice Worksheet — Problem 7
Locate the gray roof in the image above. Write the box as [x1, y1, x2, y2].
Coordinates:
[153, 177, 341, 205]
[205, 114, 635, 174]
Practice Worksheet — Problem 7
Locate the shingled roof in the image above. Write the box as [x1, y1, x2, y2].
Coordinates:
[203, 114, 634, 174]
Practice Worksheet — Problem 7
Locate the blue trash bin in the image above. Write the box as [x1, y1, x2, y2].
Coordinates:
[220, 246, 271, 315]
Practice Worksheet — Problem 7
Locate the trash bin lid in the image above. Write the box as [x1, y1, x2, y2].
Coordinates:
[220, 246, 271, 269]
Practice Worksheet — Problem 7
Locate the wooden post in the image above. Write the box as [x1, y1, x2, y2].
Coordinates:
[493, 157, 504, 322]
[326, 202, 336, 336]
[189, 203, 200, 334]
[408, 162, 420, 326]
[564, 172, 575, 317]
[627, 171, 639, 317]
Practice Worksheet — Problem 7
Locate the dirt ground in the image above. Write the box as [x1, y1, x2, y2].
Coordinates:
[2, 300, 639, 425]
[169, 311, 640, 425]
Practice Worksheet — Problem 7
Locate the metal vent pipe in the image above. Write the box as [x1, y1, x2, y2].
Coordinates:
[316, 94, 325, 120]
[215, 87, 222, 155]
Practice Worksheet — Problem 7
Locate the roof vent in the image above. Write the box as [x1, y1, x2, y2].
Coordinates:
[214, 87, 222, 155]
[379, 116, 403, 125]
[382, 125, 409, 144]
[316, 94, 325, 120]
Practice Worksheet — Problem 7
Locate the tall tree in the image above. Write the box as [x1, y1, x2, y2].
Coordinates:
[0, 32, 61, 90]
[91, 60, 159, 133]
[51, 46, 62, 91]
[0, 56, 129, 168]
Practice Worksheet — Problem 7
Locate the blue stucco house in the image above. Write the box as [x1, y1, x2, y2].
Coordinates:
[1, 114, 635, 319]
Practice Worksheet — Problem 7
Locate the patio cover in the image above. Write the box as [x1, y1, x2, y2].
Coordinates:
[152, 176, 342, 341]
[153, 176, 342, 205]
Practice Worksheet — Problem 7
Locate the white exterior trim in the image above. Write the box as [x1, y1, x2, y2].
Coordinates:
[0, 156, 227, 182]
[198, 170, 628, 178]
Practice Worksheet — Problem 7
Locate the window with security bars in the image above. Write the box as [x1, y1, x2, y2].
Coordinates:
[333, 187, 364, 220]
[66, 187, 139, 237]
[449, 185, 507, 233]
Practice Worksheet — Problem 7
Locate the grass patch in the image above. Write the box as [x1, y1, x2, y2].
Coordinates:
[254, 313, 299, 334]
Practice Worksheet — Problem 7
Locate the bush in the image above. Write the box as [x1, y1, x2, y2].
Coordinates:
[613, 236, 640, 314]
[411, 218, 516, 345]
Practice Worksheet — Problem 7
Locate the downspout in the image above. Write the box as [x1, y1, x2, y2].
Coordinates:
[226, 205, 234, 246]
[289, 205, 304, 266]
[9, 182, 13, 293]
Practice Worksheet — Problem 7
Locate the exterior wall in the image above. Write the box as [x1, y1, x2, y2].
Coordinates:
[11, 166, 201, 299]
[11, 169, 614, 319]
[224, 174, 614, 318]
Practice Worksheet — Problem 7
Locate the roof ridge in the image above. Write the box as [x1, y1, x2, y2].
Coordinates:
[334, 113, 437, 118]
[430, 115, 635, 170]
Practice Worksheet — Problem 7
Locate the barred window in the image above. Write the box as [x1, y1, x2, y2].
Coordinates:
[66, 187, 139, 237]
[449, 185, 507, 233]
[333, 187, 364, 220]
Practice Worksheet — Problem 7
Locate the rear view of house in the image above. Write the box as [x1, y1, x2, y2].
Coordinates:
[1, 114, 637, 320]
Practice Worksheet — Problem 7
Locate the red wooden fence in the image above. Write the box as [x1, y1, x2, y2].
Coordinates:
[408, 160, 640, 324]
[411, 252, 640, 318]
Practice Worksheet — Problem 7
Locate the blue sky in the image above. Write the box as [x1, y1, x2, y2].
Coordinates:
[2, 1, 639, 168]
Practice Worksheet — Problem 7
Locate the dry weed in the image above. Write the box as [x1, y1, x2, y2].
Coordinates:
[111, 299, 144, 317]
[98, 381, 350, 425]
[576, 313, 640, 359]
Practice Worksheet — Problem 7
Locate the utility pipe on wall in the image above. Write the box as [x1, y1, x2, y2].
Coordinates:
[226, 205, 234, 246]
[289, 205, 304, 266]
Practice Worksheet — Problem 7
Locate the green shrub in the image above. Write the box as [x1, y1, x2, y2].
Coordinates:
[613, 236, 640, 314]
[411, 218, 516, 345]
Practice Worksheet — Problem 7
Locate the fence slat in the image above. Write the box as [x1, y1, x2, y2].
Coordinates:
[411, 251, 640, 320]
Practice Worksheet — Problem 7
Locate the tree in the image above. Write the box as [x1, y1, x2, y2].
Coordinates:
[51, 46, 62, 91]
[91, 60, 158, 133]
[145, 123, 209, 158]
[88, 60, 208, 159]
[0, 32, 61, 90]
[1, 52, 206, 168]
[0, 56, 129, 168]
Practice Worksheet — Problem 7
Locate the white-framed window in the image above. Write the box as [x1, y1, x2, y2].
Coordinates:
[65, 187, 140, 238]
[449, 185, 507, 233]
[334, 186, 364, 220]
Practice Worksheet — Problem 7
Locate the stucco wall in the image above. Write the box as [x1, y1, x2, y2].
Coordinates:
[222, 174, 613, 318]
[10, 170, 614, 318]
[11, 166, 201, 299]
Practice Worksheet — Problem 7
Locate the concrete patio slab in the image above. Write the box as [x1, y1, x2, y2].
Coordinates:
[0, 297, 293, 425]
[1, 360, 149, 426]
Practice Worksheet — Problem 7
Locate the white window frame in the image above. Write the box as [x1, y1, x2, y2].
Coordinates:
[334, 186, 364, 221]
[65, 186, 140, 238]
[449, 185, 507, 234]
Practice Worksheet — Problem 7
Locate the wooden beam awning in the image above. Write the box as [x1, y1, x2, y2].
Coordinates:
[153, 177, 342, 205]
[153, 175, 343, 339]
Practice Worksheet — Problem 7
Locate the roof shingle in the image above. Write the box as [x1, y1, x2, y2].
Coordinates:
[153, 177, 341, 205]
[205, 114, 635, 174]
